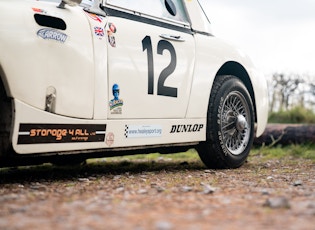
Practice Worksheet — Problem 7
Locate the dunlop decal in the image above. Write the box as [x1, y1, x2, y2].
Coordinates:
[170, 124, 204, 133]
[18, 124, 106, 144]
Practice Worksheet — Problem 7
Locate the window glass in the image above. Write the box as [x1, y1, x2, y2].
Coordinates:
[162, 0, 189, 23]
[81, 0, 94, 8]
[106, 0, 164, 19]
[106, 0, 189, 24]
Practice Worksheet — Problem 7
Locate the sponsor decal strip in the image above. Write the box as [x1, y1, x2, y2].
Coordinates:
[18, 124, 106, 144]
[170, 124, 204, 133]
[125, 125, 162, 138]
[37, 28, 67, 43]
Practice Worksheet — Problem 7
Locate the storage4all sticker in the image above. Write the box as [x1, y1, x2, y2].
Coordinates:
[18, 124, 106, 144]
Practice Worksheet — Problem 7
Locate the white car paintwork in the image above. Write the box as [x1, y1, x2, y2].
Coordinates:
[106, 17, 195, 119]
[0, 0, 268, 161]
[1, 1, 95, 119]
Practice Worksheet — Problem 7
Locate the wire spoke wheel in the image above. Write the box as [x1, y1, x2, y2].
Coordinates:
[220, 91, 251, 156]
[196, 75, 255, 169]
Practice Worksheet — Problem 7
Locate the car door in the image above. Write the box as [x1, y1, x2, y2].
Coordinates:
[22, 3, 95, 119]
[104, 0, 195, 119]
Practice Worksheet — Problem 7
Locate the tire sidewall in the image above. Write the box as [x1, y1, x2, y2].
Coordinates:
[209, 77, 255, 167]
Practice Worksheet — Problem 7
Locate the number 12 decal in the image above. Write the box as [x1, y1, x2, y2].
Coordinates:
[142, 36, 177, 98]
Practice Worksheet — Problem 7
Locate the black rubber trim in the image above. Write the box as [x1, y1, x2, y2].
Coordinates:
[192, 29, 213, 37]
[103, 7, 194, 35]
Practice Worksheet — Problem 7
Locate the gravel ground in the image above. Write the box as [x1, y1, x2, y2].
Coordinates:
[0, 154, 314, 230]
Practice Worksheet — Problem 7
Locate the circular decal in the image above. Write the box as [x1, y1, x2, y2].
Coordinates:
[109, 23, 117, 33]
[105, 132, 115, 146]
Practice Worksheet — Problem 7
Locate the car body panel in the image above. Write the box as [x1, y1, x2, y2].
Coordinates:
[106, 16, 195, 119]
[12, 99, 206, 154]
[0, 0, 268, 163]
[0, 0, 95, 118]
[83, 10, 109, 119]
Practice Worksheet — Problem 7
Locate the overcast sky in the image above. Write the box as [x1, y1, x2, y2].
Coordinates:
[199, 0, 315, 77]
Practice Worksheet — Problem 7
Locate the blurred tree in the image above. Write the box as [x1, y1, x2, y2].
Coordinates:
[309, 83, 315, 109]
[269, 73, 306, 112]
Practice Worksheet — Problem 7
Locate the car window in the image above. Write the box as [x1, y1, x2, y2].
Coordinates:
[164, 0, 189, 23]
[106, 0, 189, 24]
[106, 0, 164, 18]
[81, 0, 94, 7]
[35, 0, 94, 8]
[196, 0, 211, 24]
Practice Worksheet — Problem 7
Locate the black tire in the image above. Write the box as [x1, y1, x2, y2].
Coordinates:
[196, 75, 255, 169]
[0, 81, 12, 157]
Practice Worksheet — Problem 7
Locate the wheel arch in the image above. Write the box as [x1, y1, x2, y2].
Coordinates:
[0, 64, 11, 98]
[0, 63, 14, 157]
[214, 61, 257, 123]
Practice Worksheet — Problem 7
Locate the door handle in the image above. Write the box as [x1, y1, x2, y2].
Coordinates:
[159, 34, 185, 42]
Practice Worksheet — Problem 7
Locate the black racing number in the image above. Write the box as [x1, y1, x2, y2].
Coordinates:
[157, 40, 177, 97]
[142, 36, 177, 98]
[142, 36, 154, 95]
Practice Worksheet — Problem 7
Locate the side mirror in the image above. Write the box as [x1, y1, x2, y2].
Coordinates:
[58, 0, 82, 9]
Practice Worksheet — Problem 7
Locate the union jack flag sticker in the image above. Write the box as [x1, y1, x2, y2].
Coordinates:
[94, 27, 104, 37]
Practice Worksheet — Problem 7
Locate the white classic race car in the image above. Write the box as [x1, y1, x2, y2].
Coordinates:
[0, 0, 268, 168]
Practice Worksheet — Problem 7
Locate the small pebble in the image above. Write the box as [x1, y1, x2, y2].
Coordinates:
[263, 197, 291, 209]
[261, 189, 270, 195]
[293, 180, 303, 186]
[181, 186, 193, 192]
[155, 221, 173, 230]
[78, 178, 90, 183]
[203, 185, 216, 194]
[137, 189, 148, 194]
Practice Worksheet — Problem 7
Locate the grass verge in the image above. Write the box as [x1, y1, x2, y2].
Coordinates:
[251, 144, 315, 162]
[99, 144, 315, 165]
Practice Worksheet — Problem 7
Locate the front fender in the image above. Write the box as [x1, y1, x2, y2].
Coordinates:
[0, 0, 95, 119]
